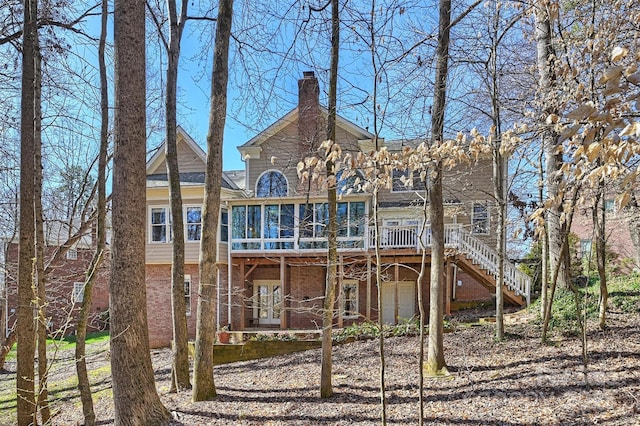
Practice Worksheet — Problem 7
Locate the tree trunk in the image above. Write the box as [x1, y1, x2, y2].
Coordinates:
[538, 149, 548, 318]
[17, 0, 38, 423]
[594, 181, 607, 329]
[193, 0, 233, 402]
[320, 0, 339, 400]
[426, 0, 451, 377]
[0, 330, 16, 371]
[489, 0, 505, 341]
[625, 193, 640, 270]
[535, 0, 569, 296]
[372, 189, 387, 424]
[75, 1, 109, 422]
[416, 197, 429, 426]
[166, 0, 191, 393]
[33, 28, 51, 423]
[111, 0, 170, 423]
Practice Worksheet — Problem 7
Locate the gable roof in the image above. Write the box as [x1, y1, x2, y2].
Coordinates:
[146, 126, 240, 190]
[238, 106, 375, 158]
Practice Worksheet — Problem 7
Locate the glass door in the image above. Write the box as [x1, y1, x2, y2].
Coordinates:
[253, 281, 281, 326]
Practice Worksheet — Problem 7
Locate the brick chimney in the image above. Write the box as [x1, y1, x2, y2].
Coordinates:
[297, 71, 321, 159]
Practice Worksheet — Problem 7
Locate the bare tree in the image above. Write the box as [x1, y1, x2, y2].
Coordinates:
[110, 0, 170, 422]
[75, 0, 109, 423]
[320, 0, 340, 400]
[146, 0, 192, 392]
[16, 0, 38, 422]
[32, 17, 51, 423]
[193, 0, 233, 402]
[425, 0, 452, 377]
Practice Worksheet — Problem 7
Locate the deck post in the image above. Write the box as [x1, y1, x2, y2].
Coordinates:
[239, 257, 246, 330]
[280, 256, 287, 329]
[366, 255, 371, 320]
[445, 260, 452, 316]
[394, 261, 399, 324]
[338, 255, 344, 328]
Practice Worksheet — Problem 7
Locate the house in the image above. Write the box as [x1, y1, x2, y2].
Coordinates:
[2, 239, 110, 339]
[143, 71, 530, 348]
[571, 193, 639, 274]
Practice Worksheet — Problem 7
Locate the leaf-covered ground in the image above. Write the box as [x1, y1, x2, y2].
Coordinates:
[1, 308, 639, 425]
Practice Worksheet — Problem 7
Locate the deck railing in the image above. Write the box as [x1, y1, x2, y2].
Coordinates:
[371, 223, 531, 304]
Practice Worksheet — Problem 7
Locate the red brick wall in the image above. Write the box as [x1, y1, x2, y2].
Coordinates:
[146, 263, 232, 348]
[452, 269, 493, 302]
[572, 208, 638, 272]
[4, 243, 110, 337]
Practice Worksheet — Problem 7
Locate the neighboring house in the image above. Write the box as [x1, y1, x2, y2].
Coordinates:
[571, 195, 639, 273]
[144, 71, 530, 347]
[3, 240, 110, 338]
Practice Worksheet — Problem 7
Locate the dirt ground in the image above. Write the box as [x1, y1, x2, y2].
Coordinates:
[2, 308, 639, 425]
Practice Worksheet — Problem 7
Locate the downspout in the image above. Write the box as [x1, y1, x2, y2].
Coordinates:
[452, 263, 458, 300]
[227, 205, 232, 328]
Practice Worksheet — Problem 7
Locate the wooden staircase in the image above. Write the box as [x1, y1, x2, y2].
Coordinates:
[373, 223, 531, 306]
[443, 226, 530, 306]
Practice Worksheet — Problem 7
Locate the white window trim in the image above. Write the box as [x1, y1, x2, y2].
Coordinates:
[471, 201, 490, 235]
[185, 205, 203, 242]
[185, 275, 192, 316]
[149, 205, 171, 243]
[255, 169, 289, 198]
[66, 248, 78, 260]
[73, 282, 85, 304]
[342, 279, 359, 319]
[220, 208, 229, 243]
[391, 168, 427, 193]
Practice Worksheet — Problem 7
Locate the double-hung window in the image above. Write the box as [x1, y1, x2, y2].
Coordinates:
[184, 275, 192, 315]
[472, 201, 489, 235]
[186, 206, 202, 241]
[72, 282, 85, 304]
[151, 207, 171, 242]
[392, 168, 427, 192]
[220, 208, 229, 242]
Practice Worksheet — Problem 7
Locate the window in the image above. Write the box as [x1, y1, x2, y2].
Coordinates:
[337, 170, 364, 196]
[256, 170, 288, 197]
[264, 204, 294, 249]
[342, 281, 359, 318]
[580, 239, 592, 258]
[392, 168, 427, 192]
[184, 275, 192, 315]
[472, 201, 489, 235]
[300, 201, 365, 249]
[151, 207, 171, 242]
[605, 199, 615, 213]
[231, 205, 261, 250]
[220, 208, 229, 242]
[73, 282, 85, 304]
[66, 248, 77, 260]
[186, 206, 202, 241]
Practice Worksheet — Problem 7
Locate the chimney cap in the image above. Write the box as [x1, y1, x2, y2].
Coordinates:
[302, 71, 315, 79]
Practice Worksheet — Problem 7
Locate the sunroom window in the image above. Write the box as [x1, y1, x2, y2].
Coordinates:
[256, 170, 288, 197]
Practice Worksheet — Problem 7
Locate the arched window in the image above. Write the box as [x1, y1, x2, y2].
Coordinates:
[337, 169, 364, 196]
[256, 170, 288, 197]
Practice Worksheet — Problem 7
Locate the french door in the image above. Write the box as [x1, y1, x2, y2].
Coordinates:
[253, 281, 282, 326]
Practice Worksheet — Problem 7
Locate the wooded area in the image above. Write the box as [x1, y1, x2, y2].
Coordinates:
[0, 0, 638, 424]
